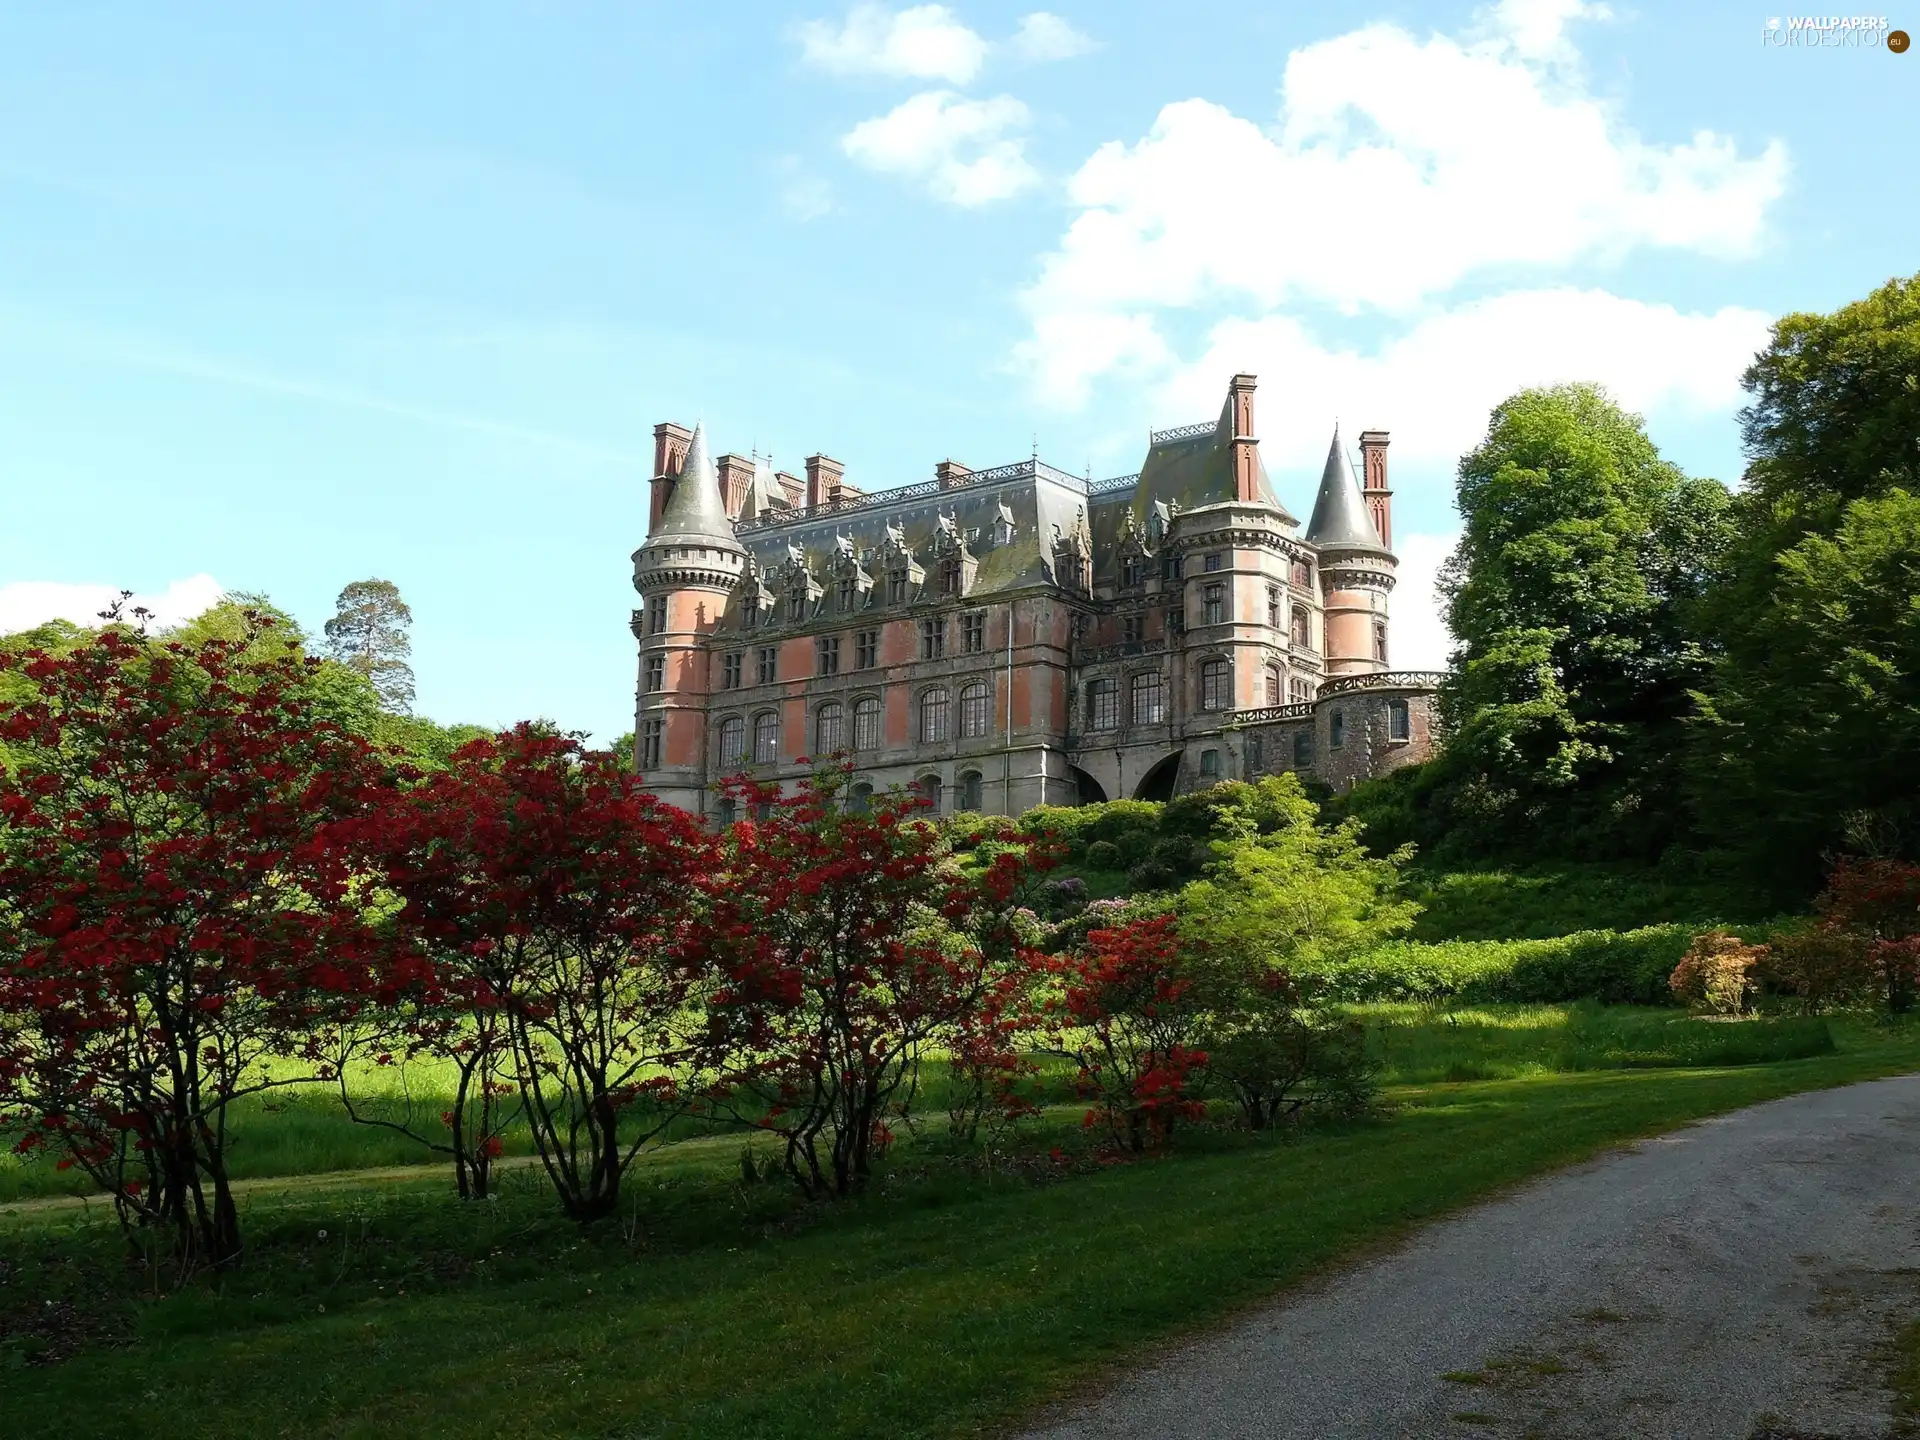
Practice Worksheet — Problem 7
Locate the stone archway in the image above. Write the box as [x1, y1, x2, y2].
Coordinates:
[1069, 765, 1108, 806]
[1133, 752, 1182, 803]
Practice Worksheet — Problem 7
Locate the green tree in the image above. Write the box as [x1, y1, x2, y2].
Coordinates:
[1434, 384, 1733, 859]
[1691, 276, 1920, 888]
[324, 579, 416, 715]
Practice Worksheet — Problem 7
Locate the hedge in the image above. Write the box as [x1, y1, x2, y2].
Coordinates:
[1300, 923, 1696, 1006]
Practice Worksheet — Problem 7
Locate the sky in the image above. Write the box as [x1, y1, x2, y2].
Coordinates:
[1, 0, 1913, 744]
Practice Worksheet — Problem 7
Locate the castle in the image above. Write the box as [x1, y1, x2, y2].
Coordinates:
[630, 374, 1441, 821]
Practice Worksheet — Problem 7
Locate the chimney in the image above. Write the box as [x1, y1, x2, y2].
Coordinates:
[715, 453, 756, 519]
[804, 453, 845, 511]
[1228, 374, 1259, 502]
[650, 422, 691, 530]
[935, 459, 972, 490]
[1358, 429, 1392, 549]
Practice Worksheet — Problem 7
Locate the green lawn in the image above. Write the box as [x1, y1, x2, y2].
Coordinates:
[4, 1008, 1917, 1440]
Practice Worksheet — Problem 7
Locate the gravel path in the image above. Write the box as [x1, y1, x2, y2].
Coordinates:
[1023, 1073, 1920, 1440]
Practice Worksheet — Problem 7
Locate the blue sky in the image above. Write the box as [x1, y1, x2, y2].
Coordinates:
[2, 0, 1913, 743]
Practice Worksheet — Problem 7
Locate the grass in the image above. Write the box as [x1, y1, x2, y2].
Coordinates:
[1893, 1317, 1920, 1436]
[3, 1009, 1917, 1440]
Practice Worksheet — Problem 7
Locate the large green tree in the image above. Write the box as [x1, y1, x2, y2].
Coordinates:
[1693, 274, 1920, 886]
[324, 578, 416, 715]
[1433, 384, 1734, 859]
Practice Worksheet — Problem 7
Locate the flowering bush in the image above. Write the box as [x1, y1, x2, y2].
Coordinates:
[1046, 915, 1210, 1153]
[1820, 857, 1920, 1014]
[1668, 931, 1767, 1015]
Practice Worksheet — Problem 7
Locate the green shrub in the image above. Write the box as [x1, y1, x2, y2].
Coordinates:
[1085, 839, 1123, 870]
[1126, 858, 1179, 892]
[1084, 800, 1161, 849]
[1302, 924, 1695, 1005]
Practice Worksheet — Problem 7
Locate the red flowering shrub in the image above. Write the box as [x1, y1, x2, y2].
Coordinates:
[352, 725, 723, 1220]
[0, 616, 402, 1271]
[706, 769, 1047, 1196]
[1819, 856, 1920, 1014]
[1668, 931, 1766, 1015]
[1046, 914, 1209, 1152]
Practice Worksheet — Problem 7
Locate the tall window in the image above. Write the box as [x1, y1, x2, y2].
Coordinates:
[1374, 621, 1389, 664]
[716, 796, 737, 828]
[1389, 698, 1411, 741]
[1123, 614, 1143, 645]
[644, 654, 665, 693]
[1293, 729, 1314, 768]
[919, 618, 945, 660]
[718, 716, 746, 766]
[1131, 671, 1164, 725]
[855, 629, 878, 669]
[1121, 554, 1142, 588]
[1203, 583, 1224, 625]
[786, 590, 806, 622]
[1086, 677, 1118, 731]
[962, 612, 986, 653]
[1291, 560, 1311, 589]
[919, 688, 949, 742]
[958, 770, 984, 811]
[1289, 675, 1313, 704]
[1267, 585, 1281, 628]
[753, 711, 780, 764]
[1290, 606, 1310, 650]
[640, 719, 662, 770]
[1200, 749, 1221, 779]
[816, 635, 841, 675]
[940, 558, 962, 596]
[648, 601, 667, 635]
[853, 696, 882, 751]
[847, 783, 873, 815]
[838, 578, 857, 612]
[1200, 658, 1230, 712]
[1162, 554, 1182, 582]
[1266, 665, 1282, 707]
[960, 681, 991, 738]
[1330, 709, 1346, 749]
[721, 652, 742, 690]
[756, 646, 778, 684]
[1247, 735, 1263, 775]
[916, 774, 943, 813]
[815, 701, 845, 755]
[887, 569, 909, 604]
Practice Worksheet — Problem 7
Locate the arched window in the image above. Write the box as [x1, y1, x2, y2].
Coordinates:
[1290, 606, 1310, 649]
[958, 770, 984, 811]
[1330, 709, 1346, 750]
[848, 782, 873, 814]
[920, 688, 950, 743]
[853, 696, 882, 751]
[1086, 677, 1118, 731]
[752, 711, 780, 764]
[1131, 671, 1164, 725]
[1199, 658, 1230, 712]
[1389, 698, 1411, 741]
[1266, 664, 1282, 707]
[916, 774, 943, 813]
[716, 797, 737, 828]
[960, 681, 991, 738]
[718, 715, 746, 766]
[815, 702, 845, 756]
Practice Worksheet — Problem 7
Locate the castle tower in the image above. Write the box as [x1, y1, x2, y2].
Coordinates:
[1305, 427, 1397, 678]
[631, 421, 747, 813]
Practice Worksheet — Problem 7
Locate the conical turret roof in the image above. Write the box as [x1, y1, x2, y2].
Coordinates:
[646, 422, 741, 551]
[1304, 427, 1385, 550]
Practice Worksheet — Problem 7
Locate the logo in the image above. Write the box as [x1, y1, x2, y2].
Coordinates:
[1891, 26, 1912, 47]
[1760, 13, 1897, 45]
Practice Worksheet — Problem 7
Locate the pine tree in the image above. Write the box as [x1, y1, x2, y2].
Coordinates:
[324, 579, 416, 715]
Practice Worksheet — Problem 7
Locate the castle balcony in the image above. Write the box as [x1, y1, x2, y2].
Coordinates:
[1070, 637, 1167, 667]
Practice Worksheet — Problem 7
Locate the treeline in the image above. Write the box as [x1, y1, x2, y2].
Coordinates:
[1333, 273, 1920, 896]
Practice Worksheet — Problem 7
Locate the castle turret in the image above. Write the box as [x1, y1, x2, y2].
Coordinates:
[1305, 427, 1396, 678]
[631, 421, 747, 812]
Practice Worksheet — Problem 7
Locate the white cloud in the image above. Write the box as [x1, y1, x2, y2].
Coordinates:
[1019, 11, 1787, 405]
[1388, 530, 1460, 671]
[0, 575, 226, 637]
[842, 91, 1040, 206]
[796, 4, 988, 84]
[1158, 288, 1773, 475]
[1009, 11, 1098, 63]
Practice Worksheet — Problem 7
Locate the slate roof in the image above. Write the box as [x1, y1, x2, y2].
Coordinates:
[1303, 427, 1386, 550]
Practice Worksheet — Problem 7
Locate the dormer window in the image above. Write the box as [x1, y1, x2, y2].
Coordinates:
[839, 578, 857, 612]
[888, 569, 909, 605]
[941, 557, 962, 596]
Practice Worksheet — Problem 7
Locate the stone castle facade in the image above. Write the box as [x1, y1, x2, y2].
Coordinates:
[630, 374, 1441, 821]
